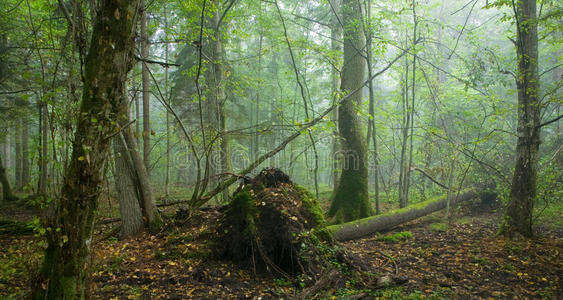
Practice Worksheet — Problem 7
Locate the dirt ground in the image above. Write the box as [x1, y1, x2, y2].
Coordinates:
[1, 202, 562, 299]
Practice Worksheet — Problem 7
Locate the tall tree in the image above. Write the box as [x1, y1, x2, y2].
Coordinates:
[141, 0, 151, 176]
[500, 0, 540, 238]
[32, 0, 141, 297]
[21, 118, 30, 189]
[330, 0, 342, 189]
[328, 0, 372, 222]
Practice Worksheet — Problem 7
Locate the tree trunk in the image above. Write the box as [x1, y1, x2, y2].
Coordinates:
[328, 189, 478, 241]
[0, 152, 16, 202]
[15, 121, 22, 190]
[500, 0, 540, 238]
[205, 2, 230, 202]
[4, 128, 11, 185]
[330, 0, 342, 189]
[364, 0, 380, 214]
[114, 135, 144, 238]
[32, 0, 141, 297]
[39, 99, 48, 195]
[329, 0, 372, 222]
[141, 0, 151, 177]
[22, 118, 30, 189]
[164, 4, 171, 197]
[122, 127, 162, 231]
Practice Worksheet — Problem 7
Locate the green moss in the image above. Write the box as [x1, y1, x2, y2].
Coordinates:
[377, 231, 412, 242]
[224, 187, 259, 240]
[429, 222, 448, 232]
[294, 184, 326, 227]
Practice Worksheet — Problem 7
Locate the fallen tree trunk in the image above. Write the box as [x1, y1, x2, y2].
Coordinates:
[327, 188, 478, 241]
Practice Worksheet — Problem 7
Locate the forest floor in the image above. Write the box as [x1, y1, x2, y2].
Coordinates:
[0, 198, 562, 299]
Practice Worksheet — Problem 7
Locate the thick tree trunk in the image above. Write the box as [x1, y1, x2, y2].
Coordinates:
[113, 135, 144, 238]
[328, 189, 478, 241]
[500, 0, 540, 238]
[122, 127, 162, 231]
[329, 0, 372, 222]
[32, 0, 140, 298]
[0, 152, 17, 202]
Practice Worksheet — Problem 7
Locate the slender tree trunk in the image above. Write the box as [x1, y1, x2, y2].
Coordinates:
[22, 118, 30, 189]
[253, 32, 263, 163]
[445, 149, 459, 221]
[41, 100, 48, 194]
[164, 5, 171, 197]
[500, 0, 540, 238]
[32, 1, 141, 297]
[4, 129, 11, 185]
[398, 57, 410, 208]
[141, 0, 151, 177]
[205, 2, 230, 201]
[406, 0, 417, 204]
[330, 0, 342, 189]
[15, 121, 22, 190]
[329, 0, 372, 222]
[364, 0, 380, 214]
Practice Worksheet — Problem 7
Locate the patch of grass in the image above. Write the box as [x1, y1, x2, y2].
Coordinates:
[377, 231, 413, 242]
[535, 200, 563, 230]
[457, 216, 472, 225]
[503, 263, 515, 271]
[429, 222, 448, 232]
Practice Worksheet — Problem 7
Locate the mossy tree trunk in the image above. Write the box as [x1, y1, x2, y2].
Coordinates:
[500, 0, 540, 239]
[328, 189, 478, 241]
[32, 0, 140, 298]
[328, 0, 372, 223]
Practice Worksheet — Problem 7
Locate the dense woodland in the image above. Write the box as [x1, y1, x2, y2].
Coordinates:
[0, 0, 561, 298]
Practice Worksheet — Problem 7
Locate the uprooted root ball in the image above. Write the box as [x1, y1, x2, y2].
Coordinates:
[215, 168, 335, 277]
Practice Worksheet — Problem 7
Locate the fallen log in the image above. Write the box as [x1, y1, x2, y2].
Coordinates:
[327, 188, 478, 241]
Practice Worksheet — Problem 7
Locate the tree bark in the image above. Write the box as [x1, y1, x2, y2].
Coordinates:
[363, 0, 380, 214]
[330, 0, 342, 189]
[22, 118, 30, 189]
[328, 0, 372, 222]
[164, 4, 171, 197]
[15, 121, 22, 190]
[113, 135, 144, 238]
[32, 0, 140, 297]
[500, 0, 540, 238]
[328, 189, 478, 241]
[122, 127, 162, 231]
[4, 128, 11, 185]
[141, 0, 151, 177]
[205, 1, 230, 202]
[0, 152, 16, 202]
